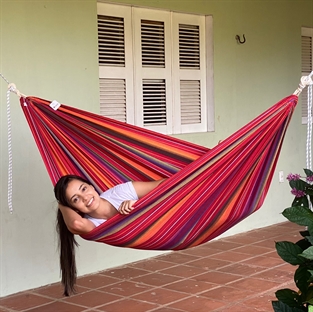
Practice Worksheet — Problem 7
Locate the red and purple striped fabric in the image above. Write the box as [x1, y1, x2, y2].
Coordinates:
[20, 95, 298, 250]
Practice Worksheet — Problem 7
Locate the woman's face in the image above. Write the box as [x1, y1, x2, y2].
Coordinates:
[65, 179, 100, 214]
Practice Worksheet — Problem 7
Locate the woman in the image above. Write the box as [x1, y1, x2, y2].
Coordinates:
[55, 174, 165, 296]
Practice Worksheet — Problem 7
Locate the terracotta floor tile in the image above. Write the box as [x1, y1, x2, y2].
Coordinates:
[215, 303, 255, 312]
[242, 255, 285, 267]
[159, 264, 208, 278]
[63, 290, 122, 308]
[98, 298, 159, 312]
[168, 295, 226, 311]
[193, 270, 242, 285]
[275, 233, 302, 243]
[163, 278, 216, 294]
[0, 223, 298, 311]
[156, 252, 199, 264]
[100, 267, 149, 280]
[131, 288, 187, 305]
[252, 239, 276, 249]
[128, 259, 176, 272]
[231, 244, 273, 255]
[200, 285, 254, 302]
[210, 250, 252, 262]
[0, 293, 52, 311]
[251, 267, 294, 283]
[187, 257, 231, 270]
[99, 280, 152, 296]
[223, 233, 263, 245]
[218, 263, 267, 276]
[131, 272, 182, 287]
[24, 301, 86, 312]
[180, 246, 223, 257]
[227, 277, 281, 293]
[240, 293, 276, 311]
[151, 307, 185, 312]
[77, 274, 120, 289]
[201, 240, 242, 251]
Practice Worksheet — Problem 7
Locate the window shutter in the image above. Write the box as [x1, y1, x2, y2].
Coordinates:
[172, 13, 207, 134]
[301, 28, 313, 124]
[142, 79, 166, 125]
[179, 24, 200, 69]
[141, 20, 165, 68]
[133, 8, 172, 133]
[97, 3, 134, 124]
[99, 78, 126, 122]
[180, 80, 201, 124]
[98, 15, 125, 66]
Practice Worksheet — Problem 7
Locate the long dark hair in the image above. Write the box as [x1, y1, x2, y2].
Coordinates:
[54, 174, 90, 296]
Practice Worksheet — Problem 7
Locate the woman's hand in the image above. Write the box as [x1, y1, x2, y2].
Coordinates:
[118, 200, 137, 215]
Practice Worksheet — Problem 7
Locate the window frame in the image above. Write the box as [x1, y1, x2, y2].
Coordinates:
[97, 2, 214, 135]
[301, 27, 313, 125]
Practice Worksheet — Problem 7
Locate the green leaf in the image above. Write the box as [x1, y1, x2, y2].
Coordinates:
[295, 266, 311, 294]
[275, 289, 303, 308]
[276, 241, 307, 265]
[272, 300, 305, 312]
[282, 207, 313, 227]
[304, 235, 313, 245]
[304, 286, 313, 302]
[304, 169, 313, 177]
[292, 197, 309, 207]
[296, 238, 312, 251]
[300, 231, 310, 238]
[300, 247, 313, 260]
[290, 179, 307, 191]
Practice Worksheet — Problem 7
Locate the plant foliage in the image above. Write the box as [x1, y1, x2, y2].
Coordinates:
[273, 169, 313, 311]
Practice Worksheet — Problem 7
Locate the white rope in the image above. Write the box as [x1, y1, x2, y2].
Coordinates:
[293, 72, 313, 96]
[0, 73, 26, 213]
[307, 83, 312, 171]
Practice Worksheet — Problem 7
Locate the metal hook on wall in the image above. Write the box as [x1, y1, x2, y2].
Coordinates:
[235, 34, 246, 44]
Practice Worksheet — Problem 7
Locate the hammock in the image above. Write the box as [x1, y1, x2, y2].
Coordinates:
[20, 94, 297, 250]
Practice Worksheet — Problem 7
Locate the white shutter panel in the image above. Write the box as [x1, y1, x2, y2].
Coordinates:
[99, 79, 126, 122]
[141, 20, 165, 68]
[142, 79, 166, 125]
[180, 80, 201, 124]
[97, 3, 134, 124]
[133, 8, 172, 133]
[172, 14, 207, 134]
[179, 24, 200, 69]
[301, 29, 313, 124]
[98, 15, 125, 66]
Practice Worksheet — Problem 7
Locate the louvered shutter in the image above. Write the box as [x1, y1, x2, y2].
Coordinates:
[133, 8, 173, 133]
[97, 3, 134, 124]
[97, 3, 214, 134]
[302, 28, 313, 124]
[172, 14, 208, 134]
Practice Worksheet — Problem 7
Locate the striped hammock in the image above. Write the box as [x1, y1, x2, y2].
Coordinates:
[20, 95, 298, 250]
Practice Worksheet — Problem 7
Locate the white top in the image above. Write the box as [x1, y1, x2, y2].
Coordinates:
[85, 181, 138, 227]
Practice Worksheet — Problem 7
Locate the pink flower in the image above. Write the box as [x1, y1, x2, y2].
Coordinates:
[291, 188, 306, 197]
[307, 175, 313, 182]
[287, 173, 301, 181]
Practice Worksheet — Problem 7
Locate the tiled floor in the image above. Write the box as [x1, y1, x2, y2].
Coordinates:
[0, 222, 301, 312]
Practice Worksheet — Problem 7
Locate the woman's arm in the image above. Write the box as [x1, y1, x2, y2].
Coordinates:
[132, 179, 166, 199]
[118, 179, 166, 215]
[58, 204, 96, 234]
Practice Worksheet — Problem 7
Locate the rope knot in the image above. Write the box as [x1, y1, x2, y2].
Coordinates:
[8, 83, 25, 98]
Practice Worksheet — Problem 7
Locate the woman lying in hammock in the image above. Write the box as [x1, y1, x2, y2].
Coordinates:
[54, 174, 165, 296]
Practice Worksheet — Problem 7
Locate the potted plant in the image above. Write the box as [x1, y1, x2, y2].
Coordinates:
[272, 169, 313, 311]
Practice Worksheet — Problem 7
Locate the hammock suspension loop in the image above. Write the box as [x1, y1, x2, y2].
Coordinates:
[294, 72, 313, 96]
[1, 73, 27, 213]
